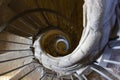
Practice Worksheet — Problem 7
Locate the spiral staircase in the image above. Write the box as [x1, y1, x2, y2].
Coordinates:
[0, 0, 120, 80]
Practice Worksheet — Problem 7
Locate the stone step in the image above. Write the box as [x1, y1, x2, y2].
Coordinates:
[21, 66, 44, 80]
[0, 32, 32, 44]
[0, 62, 40, 80]
[0, 50, 33, 62]
[0, 56, 34, 76]
[10, 63, 42, 80]
[0, 66, 23, 80]
[0, 42, 31, 50]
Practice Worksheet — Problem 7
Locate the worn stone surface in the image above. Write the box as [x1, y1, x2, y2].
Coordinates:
[0, 0, 120, 80]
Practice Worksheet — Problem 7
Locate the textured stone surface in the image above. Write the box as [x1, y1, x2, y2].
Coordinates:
[0, 0, 120, 80]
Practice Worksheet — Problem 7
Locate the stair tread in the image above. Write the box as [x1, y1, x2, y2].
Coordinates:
[0, 65, 24, 80]
[0, 50, 33, 62]
[10, 63, 41, 80]
[0, 32, 32, 44]
[0, 63, 39, 80]
[0, 42, 30, 50]
[0, 56, 33, 75]
[21, 66, 44, 80]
